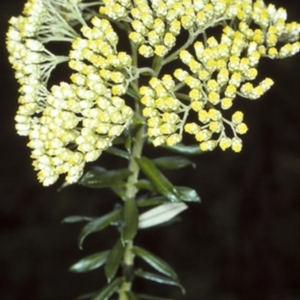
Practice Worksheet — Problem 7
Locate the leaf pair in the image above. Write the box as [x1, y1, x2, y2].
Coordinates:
[71, 209, 121, 250]
[70, 239, 124, 283]
[133, 246, 185, 294]
[79, 167, 131, 189]
[136, 157, 181, 202]
[136, 156, 200, 204]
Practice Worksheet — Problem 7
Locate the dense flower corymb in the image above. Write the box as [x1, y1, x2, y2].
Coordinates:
[6, 0, 300, 185]
[6, 0, 134, 185]
[137, 0, 300, 150]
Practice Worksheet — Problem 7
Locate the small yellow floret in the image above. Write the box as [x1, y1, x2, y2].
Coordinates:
[139, 45, 154, 57]
[208, 91, 220, 105]
[236, 123, 248, 134]
[191, 100, 204, 111]
[232, 111, 244, 124]
[221, 97, 233, 109]
[184, 123, 200, 134]
[219, 137, 232, 151]
[195, 130, 211, 142]
[231, 137, 242, 152]
[209, 121, 222, 133]
[154, 45, 168, 57]
[166, 134, 182, 146]
[208, 109, 222, 120]
[200, 140, 216, 151]
[198, 109, 209, 123]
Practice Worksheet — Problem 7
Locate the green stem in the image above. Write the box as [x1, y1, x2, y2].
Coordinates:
[118, 121, 145, 300]
[162, 29, 199, 66]
[124, 124, 145, 200]
[118, 20, 145, 298]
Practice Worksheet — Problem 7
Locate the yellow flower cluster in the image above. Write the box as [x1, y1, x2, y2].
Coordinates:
[140, 75, 183, 147]
[6, 0, 133, 185]
[6, 0, 300, 185]
[139, 0, 300, 152]
[103, 0, 278, 58]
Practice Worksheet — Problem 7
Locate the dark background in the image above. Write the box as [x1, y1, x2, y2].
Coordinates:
[1, 1, 300, 299]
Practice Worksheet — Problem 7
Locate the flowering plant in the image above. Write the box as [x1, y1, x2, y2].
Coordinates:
[6, 0, 300, 299]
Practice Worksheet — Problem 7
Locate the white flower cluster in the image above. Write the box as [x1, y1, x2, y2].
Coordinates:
[138, 0, 300, 152]
[6, 1, 134, 186]
[140, 75, 183, 147]
[6, 0, 300, 184]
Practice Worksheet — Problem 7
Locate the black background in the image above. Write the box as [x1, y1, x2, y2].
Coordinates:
[1, 1, 300, 299]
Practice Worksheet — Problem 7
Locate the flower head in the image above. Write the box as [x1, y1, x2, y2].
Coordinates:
[137, 0, 300, 151]
[6, 0, 300, 184]
[7, 0, 134, 185]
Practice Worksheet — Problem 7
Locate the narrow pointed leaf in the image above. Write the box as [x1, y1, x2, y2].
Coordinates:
[91, 277, 122, 300]
[135, 180, 155, 191]
[125, 135, 132, 152]
[139, 202, 188, 229]
[79, 168, 131, 189]
[136, 157, 180, 202]
[176, 186, 201, 202]
[137, 196, 167, 207]
[110, 186, 126, 199]
[62, 216, 93, 224]
[104, 239, 124, 282]
[112, 137, 124, 145]
[163, 143, 202, 155]
[69, 250, 109, 273]
[105, 146, 130, 159]
[132, 117, 145, 125]
[126, 291, 139, 300]
[121, 197, 138, 243]
[133, 246, 178, 280]
[135, 269, 185, 294]
[153, 156, 195, 170]
[78, 209, 121, 249]
[57, 181, 70, 192]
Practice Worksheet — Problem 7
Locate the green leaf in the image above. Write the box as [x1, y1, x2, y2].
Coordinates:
[110, 186, 126, 199]
[133, 246, 178, 280]
[121, 197, 139, 243]
[176, 186, 201, 202]
[136, 157, 180, 202]
[137, 294, 174, 300]
[91, 277, 122, 300]
[163, 143, 202, 155]
[79, 168, 131, 189]
[135, 269, 185, 294]
[138, 202, 188, 229]
[137, 196, 167, 207]
[69, 250, 109, 273]
[57, 181, 70, 192]
[78, 209, 121, 249]
[105, 239, 124, 282]
[132, 117, 145, 125]
[152, 156, 195, 170]
[124, 135, 132, 152]
[135, 180, 155, 191]
[112, 137, 124, 145]
[105, 146, 130, 159]
[62, 216, 93, 224]
[126, 291, 140, 300]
